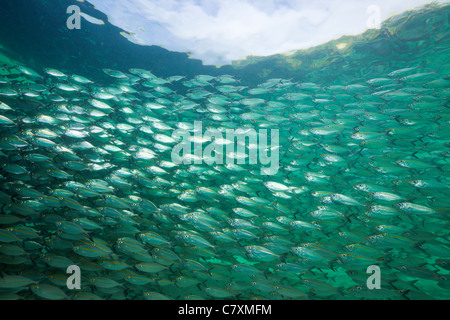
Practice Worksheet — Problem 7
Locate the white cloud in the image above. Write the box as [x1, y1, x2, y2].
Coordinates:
[87, 0, 447, 66]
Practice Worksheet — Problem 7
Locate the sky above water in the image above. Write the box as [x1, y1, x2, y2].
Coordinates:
[83, 0, 448, 66]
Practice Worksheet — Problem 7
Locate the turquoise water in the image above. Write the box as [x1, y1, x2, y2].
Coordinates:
[0, 1, 449, 300]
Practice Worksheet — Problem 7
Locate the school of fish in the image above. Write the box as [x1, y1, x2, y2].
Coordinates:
[0, 58, 449, 300]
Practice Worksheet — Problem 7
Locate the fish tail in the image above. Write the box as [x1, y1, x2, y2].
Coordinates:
[344, 212, 354, 223]
[27, 286, 34, 298]
[401, 289, 412, 300]
[413, 241, 426, 253]
[336, 287, 346, 297]
[199, 280, 208, 290]
[436, 164, 445, 174]
[111, 242, 119, 254]
[29, 254, 40, 266]
[411, 280, 421, 291]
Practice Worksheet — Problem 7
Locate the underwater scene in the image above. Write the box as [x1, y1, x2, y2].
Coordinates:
[0, 0, 449, 301]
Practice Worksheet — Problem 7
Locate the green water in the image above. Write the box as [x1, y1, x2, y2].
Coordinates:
[0, 1, 449, 300]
